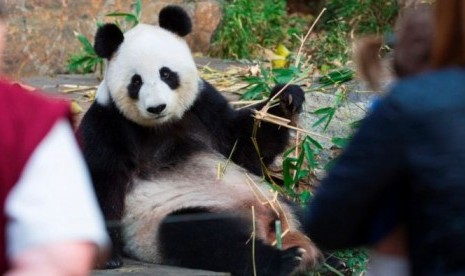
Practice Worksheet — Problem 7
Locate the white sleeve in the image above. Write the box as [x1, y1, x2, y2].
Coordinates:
[5, 119, 110, 260]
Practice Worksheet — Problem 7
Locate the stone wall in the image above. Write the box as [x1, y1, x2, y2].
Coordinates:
[3, 0, 222, 77]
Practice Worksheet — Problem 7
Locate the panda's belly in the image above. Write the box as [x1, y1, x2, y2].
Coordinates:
[122, 151, 277, 262]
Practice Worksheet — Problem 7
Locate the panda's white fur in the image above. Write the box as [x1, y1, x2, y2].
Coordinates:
[123, 152, 302, 262]
[99, 23, 200, 127]
[79, 5, 321, 275]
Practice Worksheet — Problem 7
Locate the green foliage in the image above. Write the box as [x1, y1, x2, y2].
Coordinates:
[212, 0, 398, 70]
[241, 64, 314, 100]
[307, 24, 351, 72]
[310, 0, 399, 70]
[331, 136, 350, 149]
[328, 249, 369, 275]
[318, 68, 354, 86]
[312, 68, 353, 131]
[245, 64, 356, 211]
[106, 0, 142, 29]
[307, 248, 368, 275]
[67, 0, 142, 74]
[68, 32, 103, 75]
[211, 0, 287, 59]
[312, 89, 344, 131]
[241, 64, 353, 118]
[323, 0, 399, 35]
[282, 136, 322, 202]
[241, 65, 272, 100]
[243, 62, 365, 274]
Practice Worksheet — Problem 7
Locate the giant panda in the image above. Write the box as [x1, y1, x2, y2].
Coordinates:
[78, 5, 321, 276]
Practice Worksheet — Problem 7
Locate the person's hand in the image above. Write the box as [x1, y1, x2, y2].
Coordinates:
[6, 242, 97, 276]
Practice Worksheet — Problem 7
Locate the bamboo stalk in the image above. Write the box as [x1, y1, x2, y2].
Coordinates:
[251, 206, 257, 276]
[252, 110, 331, 141]
[294, 8, 327, 68]
[275, 220, 282, 249]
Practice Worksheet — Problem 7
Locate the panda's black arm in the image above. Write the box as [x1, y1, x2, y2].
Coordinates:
[79, 104, 135, 219]
[78, 103, 136, 268]
[87, 162, 129, 268]
[223, 84, 303, 175]
[193, 82, 304, 176]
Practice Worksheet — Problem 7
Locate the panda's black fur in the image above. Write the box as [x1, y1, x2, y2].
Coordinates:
[79, 5, 320, 275]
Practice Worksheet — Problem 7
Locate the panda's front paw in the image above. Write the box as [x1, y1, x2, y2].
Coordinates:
[278, 246, 305, 276]
[270, 84, 305, 117]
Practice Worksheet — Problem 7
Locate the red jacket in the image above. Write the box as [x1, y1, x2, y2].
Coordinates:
[0, 81, 70, 272]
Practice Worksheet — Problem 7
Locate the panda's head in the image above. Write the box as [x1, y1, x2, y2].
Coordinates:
[94, 6, 199, 127]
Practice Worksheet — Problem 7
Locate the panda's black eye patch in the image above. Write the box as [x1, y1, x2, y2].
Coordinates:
[159, 67, 180, 90]
[128, 74, 143, 99]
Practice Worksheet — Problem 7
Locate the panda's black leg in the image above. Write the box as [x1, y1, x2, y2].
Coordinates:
[104, 226, 124, 269]
[158, 208, 302, 276]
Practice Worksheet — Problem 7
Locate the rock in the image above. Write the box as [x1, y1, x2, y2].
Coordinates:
[3, 0, 222, 77]
[190, 0, 222, 54]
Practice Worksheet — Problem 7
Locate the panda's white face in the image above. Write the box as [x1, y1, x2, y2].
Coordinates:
[101, 24, 199, 127]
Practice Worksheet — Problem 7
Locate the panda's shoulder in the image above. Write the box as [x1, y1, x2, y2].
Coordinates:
[82, 101, 118, 126]
[194, 79, 230, 108]
[186, 80, 233, 129]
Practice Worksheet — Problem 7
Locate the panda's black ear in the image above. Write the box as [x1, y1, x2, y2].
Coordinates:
[159, 5, 192, 37]
[94, 23, 124, 59]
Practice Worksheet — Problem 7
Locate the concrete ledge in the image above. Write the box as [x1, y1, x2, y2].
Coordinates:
[93, 259, 230, 276]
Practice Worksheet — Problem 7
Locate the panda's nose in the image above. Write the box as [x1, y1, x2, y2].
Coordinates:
[147, 104, 166, 115]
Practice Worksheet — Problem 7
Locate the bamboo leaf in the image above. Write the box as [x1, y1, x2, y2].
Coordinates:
[272, 68, 295, 84]
[312, 113, 330, 128]
[299, 190, 312, 204]
[303, 142, 317, 168]
[296, 169, 310, 179]
[332, 137, 351, 149]
[75, 33, 95, 55]
[313, 106, 333, 115]
[304, 135, 323, 150]
[241, 83, 267, 100]
[260, 64, 270, 82]
[282, 158, 294, 188]
[243, 76, 263, 84]
[292, 150, 305, 183]
[319, 68, 354, 85]
[134, 0, 142, 19]
[323, 109, 336, 131]
[283, 145, 297, 158]
[106, 12, 135, 18]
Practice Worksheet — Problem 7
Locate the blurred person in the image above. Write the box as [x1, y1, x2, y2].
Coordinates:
[304, 1, 465, 275]
[0, 3, 109, 275]
[356, 4, 433, 92]
[352, 5, 433, 276]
